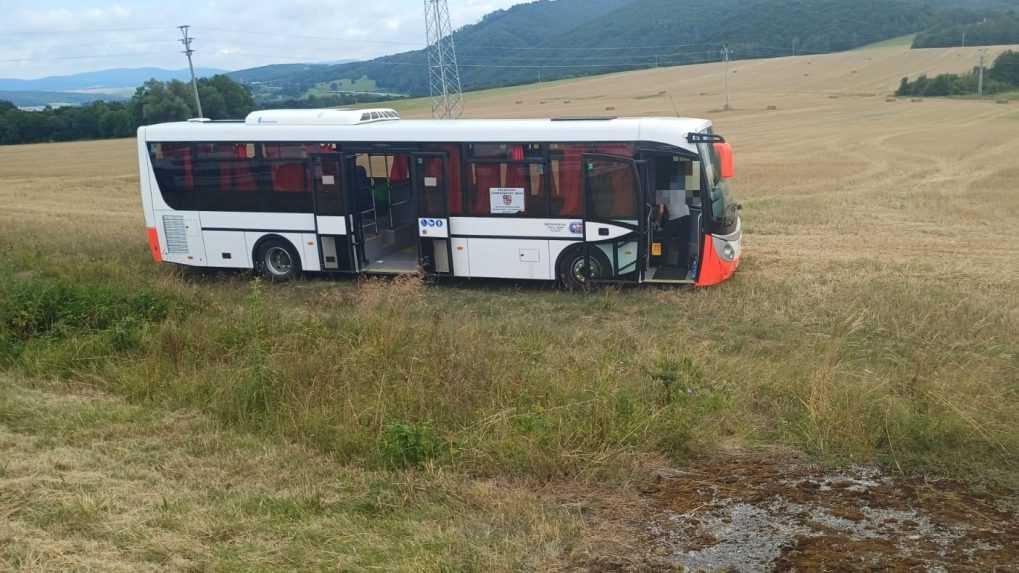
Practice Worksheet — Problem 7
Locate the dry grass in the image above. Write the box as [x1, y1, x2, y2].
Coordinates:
[1, 44, 1018, 570]
[0, 377, 594, 572]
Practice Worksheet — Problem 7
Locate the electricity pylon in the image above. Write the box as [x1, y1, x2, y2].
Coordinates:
[424, 0, 464, 119]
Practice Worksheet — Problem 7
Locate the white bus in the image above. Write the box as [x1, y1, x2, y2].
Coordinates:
[137, 109, 741, 288]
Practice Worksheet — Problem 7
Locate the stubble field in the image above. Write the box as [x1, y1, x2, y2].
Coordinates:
[2, 42, 1018, 571]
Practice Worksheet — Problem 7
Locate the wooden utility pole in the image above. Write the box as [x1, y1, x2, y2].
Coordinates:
[978, 50, 985, 97]
[178, 25, 203, 118]
[721, 44, 731, 111]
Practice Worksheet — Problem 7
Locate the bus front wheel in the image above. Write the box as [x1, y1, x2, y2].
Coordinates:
[255, 238, 302, 282]
[557, 247, 610, 290]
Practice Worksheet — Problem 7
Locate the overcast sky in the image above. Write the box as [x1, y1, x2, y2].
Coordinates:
[0, 0, 523, 79]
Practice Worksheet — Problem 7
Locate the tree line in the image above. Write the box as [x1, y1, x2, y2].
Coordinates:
[913, 10, 1019, 49]
[0, 74, 403, 146]
[896, 50, 1019, 97]
[0, 75, 255, 146]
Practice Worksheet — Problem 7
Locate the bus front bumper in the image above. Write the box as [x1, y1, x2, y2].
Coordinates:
[695, 219, 742, 287]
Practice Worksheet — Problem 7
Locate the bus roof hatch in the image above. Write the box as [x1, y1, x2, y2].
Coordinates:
[244, 108, 400, 126]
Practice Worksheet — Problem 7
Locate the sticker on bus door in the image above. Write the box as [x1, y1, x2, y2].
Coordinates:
[419, 218, 449, 238]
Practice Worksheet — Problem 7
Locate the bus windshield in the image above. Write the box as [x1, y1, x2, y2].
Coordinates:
[698, 140, 738, 235]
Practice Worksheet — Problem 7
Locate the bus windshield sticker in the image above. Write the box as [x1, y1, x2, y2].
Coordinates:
[424, 177, 438, 187]
[490, 188, 525, 214]
[322, 175, 335, 185]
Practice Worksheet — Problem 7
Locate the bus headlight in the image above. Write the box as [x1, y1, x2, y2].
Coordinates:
[721, 243, 736, 262]
[713, 236, 740, 262]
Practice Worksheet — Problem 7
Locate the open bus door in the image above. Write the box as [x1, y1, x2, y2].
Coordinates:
[311, 151, 360, 273]
[581, 154, 646, 284]
[413, 152, 454, 277]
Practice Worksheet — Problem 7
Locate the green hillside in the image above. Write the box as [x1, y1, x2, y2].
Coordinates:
[913, 9, 1019, 48]
[227, 0, 1008, 102]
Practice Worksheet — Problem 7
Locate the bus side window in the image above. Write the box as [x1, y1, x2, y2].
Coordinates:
[195, 143, 262, 212]
[149, 143, 197, 211]
[262, 144, 312, 213]
[424, 144, 463, 216]
[420, 156, 446, 217]
[586, 157, 638, 220]
[549, 146, 583, 217]
[465, 147, 547, 217]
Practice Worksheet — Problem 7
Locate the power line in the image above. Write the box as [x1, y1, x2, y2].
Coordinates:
[194, 27, 784, 53]
[0, 25, 171, 36]
[0, 51, 168, 63]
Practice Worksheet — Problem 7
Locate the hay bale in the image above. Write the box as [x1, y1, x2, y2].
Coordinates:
[886, 97, 897, 103]
[767, 105, 778, 111]
[996, 99, 1011, 104]
[911, 98, 923, 102]
[605, 106, 616, 111]
[515, 100, 523, 105]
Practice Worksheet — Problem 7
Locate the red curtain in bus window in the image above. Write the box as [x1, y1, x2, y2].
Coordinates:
[505, 162, 527, 188]
[554, 148, 583, 216]
[593, 143, 634, 157]
[429, 144, 462, 215]
[272, 165, 305, 192]
[264, 145, 306, 193]
[510, 145, 525, 161]
[421, 157, 445, 216]
[215, 144, 257, 192]
[390, 155, 410, 181]
[165, 144, 194, 190]
[472, 163, 501, 215]
[235, 145, 258, 192]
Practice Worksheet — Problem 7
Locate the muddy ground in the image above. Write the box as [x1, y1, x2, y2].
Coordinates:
[573, 451, 1019, 572]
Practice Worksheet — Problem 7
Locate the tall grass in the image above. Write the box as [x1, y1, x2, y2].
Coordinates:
[2, 251, 1016, 485]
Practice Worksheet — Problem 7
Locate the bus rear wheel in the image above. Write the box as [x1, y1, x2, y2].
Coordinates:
[256, 239, 301, 282]
[557, 247, 610, 290]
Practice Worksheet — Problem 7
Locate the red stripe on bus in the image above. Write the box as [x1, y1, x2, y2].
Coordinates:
[695, 236, 738, 287]
[146, 227, 162, 263]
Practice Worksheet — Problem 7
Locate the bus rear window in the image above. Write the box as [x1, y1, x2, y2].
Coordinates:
[149, 142, 316, 213]
[150, 143, 196, 210]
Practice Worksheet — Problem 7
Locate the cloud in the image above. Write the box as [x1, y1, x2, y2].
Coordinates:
[0, 0, 523, 78]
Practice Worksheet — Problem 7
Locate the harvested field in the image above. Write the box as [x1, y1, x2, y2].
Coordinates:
[2, 43, 1018, 571]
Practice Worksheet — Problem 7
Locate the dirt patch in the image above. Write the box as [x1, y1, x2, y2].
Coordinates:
[639, 452, 1019, 572]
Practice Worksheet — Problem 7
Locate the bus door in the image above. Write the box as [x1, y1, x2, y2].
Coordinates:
[311, 153, 359, 272]
[413, 152, 454, 276]
[582, 154, 645, 284]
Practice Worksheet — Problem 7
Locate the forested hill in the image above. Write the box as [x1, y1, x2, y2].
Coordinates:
[227, 0, 977, 101]
[913, 9, 1019, 48]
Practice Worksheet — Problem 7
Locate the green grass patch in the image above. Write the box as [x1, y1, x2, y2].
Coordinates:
[0, 234, 1016, 487]
[856, 34, 915, 50]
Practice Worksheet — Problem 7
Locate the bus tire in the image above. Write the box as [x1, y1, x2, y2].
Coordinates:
[255, 238, 301, 282]
[557, 246, 611, 290]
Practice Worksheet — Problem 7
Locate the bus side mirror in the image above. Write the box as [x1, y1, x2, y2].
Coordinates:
[714, 142, 734, 180]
